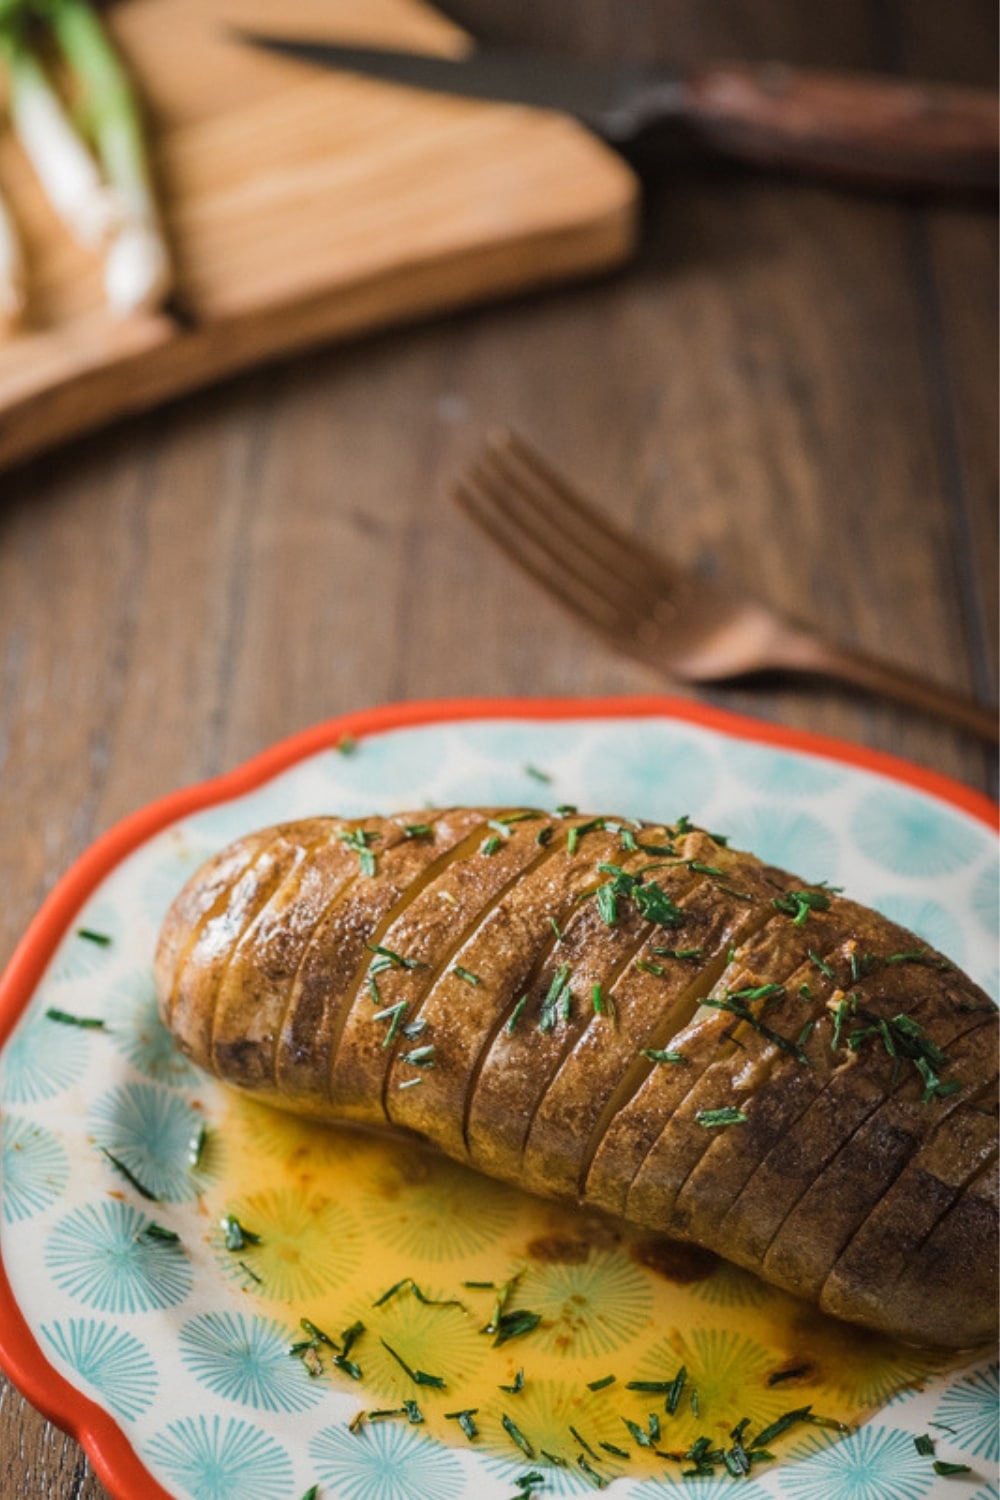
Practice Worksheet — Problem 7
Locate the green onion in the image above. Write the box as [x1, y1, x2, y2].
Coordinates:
[445, 1408, 479, 1440]
[452, 965, 482, 986]
[642, 1048, 686, 1065]
[481, 835, 502, 857]
[499, 1367, 525, 1394]
[76, 927, 112, 946]
[46, 1008, 105, 1029]
[404, 823, 433, 839]
[221, 1214, 262, 1250]
[696, 1107, 747, 1128]
[502, 1413, 535, 1457]
[569, 1424, 599, 1460]
[100, 1148, 158, 1201]
[587, 1374, 616, 1391]
[506, 996, 529, 1033]
[379, 1340, 446, 1389]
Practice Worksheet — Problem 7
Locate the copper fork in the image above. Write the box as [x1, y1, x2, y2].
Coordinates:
[452, 430, 998, 742]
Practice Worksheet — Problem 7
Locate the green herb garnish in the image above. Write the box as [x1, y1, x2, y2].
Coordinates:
[696, 1107, 747, 1128]
[493, 1309, 542, 1347]
[481, 835, 503, 857]
[599, 1441, 629, 1458]
[525, 765, 552, 783]
[452, 965, 482, 986]
[500, 1366, 525, 1394]
[536, 826, 554, 847]
[502, 1412, 535, 1457]
[368, 943, 426, 971]
[404, 822, 433, 839]
[587, 1374, 616, 1391]
[641, 1048, 686, 1065]
[136, 1222, 179, 1244]
[379, 1340, 446, 1388]
[772, 889, 833, 926]
[222, 1214, 262, 1250]
[46, 1008, 106, 1029]
[372, 1000, 408, 1046]
[338, 827, 379, 875]
[100, 1148, 158, 1201]
[445, 1408, 480, 1440]
[932, 1461, 972, 1476]
[651, 947, 703, 961]
[914, 1434, 935, 1456]
[400, 1044, 435, 1067]
[666, 1364, 687, 1415]
[76, 928, 112, 946]
[373, 1279, 465, 1310]
[539, 963, 572, 1033]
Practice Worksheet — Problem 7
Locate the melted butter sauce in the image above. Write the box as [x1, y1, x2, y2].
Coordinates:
[203, 1094, 954, 1483]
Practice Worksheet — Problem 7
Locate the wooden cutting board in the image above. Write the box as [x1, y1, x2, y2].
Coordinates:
[0, 0, 637, 471]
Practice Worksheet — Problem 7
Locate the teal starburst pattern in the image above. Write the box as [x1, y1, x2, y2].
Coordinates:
[779, 1425, 933, 1500]
[479, 1379, 630, 1492]
[89, 1082, 208, 1202]
[971, 859, 999, 937]
[309, 1420, 465, 1500]
[712, 804, 839, 885]
[578, 726, 719, 822]
[360, 1149, 518, 1261]
[870, 893, 964, 966]
[1, 1115, 68, 1223]
[852, 789, 981, 879]
[41, 1318, 157, 1421]
[146, 1414, 293, 1500]
[688, 1258, 774, 1309]
[517, 1250, 653, 1360]
[105, 971, 202, 1087]
[210, 1186, 361, 1302]
[0, 1007, 89, 1105]
[46, 1199, 192, 1313]
[723, 742, 843, 799]
[178, 1311, 325, 1413]
[932, 1365, 999, 1461]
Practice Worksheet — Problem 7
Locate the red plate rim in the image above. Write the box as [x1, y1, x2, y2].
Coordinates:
[0, 692, 996, 1500]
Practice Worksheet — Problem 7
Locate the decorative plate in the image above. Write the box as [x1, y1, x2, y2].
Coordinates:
[1, 697, 997, 1500]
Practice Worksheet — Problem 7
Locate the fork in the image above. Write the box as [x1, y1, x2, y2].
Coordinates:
[451, 430, 998, 742]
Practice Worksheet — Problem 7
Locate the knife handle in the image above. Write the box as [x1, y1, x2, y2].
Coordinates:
[675, 63, 997, 193]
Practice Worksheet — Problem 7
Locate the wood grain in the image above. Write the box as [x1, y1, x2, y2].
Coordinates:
[0, 0, 636, 469]
[0, 1, 996, 1496]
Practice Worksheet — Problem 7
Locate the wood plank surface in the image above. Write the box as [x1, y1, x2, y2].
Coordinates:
[0, 0, 996, 1495]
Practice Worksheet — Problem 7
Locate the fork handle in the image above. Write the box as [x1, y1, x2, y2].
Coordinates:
[777, 632, 999, 741]
[676, 64, 998, 194]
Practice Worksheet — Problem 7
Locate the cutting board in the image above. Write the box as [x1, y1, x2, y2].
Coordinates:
[0, 0, 638, 471]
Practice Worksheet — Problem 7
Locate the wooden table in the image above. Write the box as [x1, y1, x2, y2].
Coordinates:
[0, 1, 996, 1494]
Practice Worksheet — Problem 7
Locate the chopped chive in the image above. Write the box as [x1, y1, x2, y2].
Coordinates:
[499, 1366, 525, 1394]
[914, 1434, 935, 1456]
[647, 1413, 661, 1443]
[222, 1214, 262, 1250]
[556, 804, 578, 816]
[379, 1340, 446, 1389]
[493, 1309, 542, 1347]
[481, 835, 503, 857]
[513, 1474, 545, 1494]
[650, 947, 703, 961]
[549, 916, 563, 941]
[136, 1222, 180, 1244]
[536, 826, 554, 846]
[689, 861, 726, 877]
[599, 1441, 630, 1459]
[401, 1016, 427, 1040]
[797, 1020, 816, 1048]
[635, 959, 666, 978]
[932, 1461, 972, 1476]
[404, 823, 433, 839]
[569, 1424, 599, 1460]
[337, 827, 379, 875]
[445, 1408, 480, 1440]
[76, 928, 112, 946]
[502, 1413, 535, 1457]
[619, 827, 638, 852]
[372, 1000, 408, 1046]
[373, 1279, 466, 1311]
[666, 1365, 687, 1415]
[751, 1406, 814, 1448]
[367, 943, 427, 971]
[300, 1486, 320, 1500]
[625, 1380, 674, 1393]
[539, 963, 572, 1033]
[696, 1107, 747, 1128]
[622, 1417, 653, 1450]
[100, 1148, 159, 1201]
[497, 811, 540, 825]
[506, 996, 529, 1033]
[366, 1407, 407, 1422]
[400, 1045, 435, 1067]
[642, 1048, 687, 1065]
[46, 1008, 106, 1029]
[798, 983, 813, 999]
[577, 1453, 608, 1489]
[403, 1399, 423, 1424]
[809, 950, 836, 979]
[772, 889, 833, 926]
[525, 765, 552, 783]
[398, 1077, 423, 1090]
[587, 1374, 616, 1391]
[452, 966, 482, 986]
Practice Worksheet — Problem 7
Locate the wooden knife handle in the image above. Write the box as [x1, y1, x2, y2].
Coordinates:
[682, 63, 998, 193]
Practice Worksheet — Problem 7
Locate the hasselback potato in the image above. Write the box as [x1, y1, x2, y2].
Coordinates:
[156, 808, 998, 1349]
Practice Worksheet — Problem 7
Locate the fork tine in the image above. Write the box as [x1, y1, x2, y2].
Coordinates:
[453, 469, 640, 643]
[471, 445, 671, 630]
[489, 429, 682, 595]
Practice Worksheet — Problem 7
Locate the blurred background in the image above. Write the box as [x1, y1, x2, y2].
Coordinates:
[0, 3, 996, 1490]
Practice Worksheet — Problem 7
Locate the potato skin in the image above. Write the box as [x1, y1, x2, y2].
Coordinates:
[156, 810, 998, 1349]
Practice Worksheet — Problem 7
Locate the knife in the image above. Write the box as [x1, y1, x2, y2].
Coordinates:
[236, 32, 998, 195]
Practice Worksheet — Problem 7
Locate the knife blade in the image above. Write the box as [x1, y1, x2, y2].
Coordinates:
[235, 31, 998, 195]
